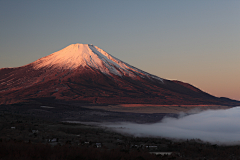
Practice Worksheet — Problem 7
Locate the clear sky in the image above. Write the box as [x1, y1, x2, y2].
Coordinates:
[0, 0, 239, 100]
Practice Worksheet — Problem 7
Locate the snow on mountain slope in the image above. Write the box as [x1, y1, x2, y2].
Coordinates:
[32, 44, 163, 81]
[1, 43, 240, 106]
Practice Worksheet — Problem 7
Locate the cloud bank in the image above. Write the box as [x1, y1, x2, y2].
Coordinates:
[102, 107, 240, 145]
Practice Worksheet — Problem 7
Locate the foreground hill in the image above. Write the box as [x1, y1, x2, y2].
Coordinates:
[0, 43, 239, 106]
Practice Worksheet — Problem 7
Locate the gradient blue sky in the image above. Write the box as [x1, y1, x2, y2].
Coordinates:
[0, 0, 239, 100]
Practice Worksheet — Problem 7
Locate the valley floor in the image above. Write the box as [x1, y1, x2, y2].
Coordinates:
[1, 110, 240, 160]
[0, 102, 239, 159]
[82, 104, 231, 113]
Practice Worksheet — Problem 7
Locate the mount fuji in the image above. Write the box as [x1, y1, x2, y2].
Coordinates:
[0, 43, 239, 106]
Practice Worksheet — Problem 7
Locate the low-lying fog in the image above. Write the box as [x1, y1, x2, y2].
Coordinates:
[102, 106, 240, 145]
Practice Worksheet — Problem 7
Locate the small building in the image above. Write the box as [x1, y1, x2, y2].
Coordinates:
[32, 130, 39, 133]
[96, 143, 102, 148]
[48, 138, 58, 143]
[84, 142, 90, 145]
[146, 145, 158, 150]
[149, 152, 172, 156]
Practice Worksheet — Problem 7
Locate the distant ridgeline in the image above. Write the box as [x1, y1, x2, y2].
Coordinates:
[0, 44, 239, 106]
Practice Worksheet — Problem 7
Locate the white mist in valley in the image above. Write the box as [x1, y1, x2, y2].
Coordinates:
[102, 106, 240, 145]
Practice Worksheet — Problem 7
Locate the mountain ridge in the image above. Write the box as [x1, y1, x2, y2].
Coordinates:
[0, 43, 239, 106]
[31, 43, 162, 81]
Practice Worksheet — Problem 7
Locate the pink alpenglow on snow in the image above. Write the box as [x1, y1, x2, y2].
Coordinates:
[0, 43, 239, 106]
[33, 44, 163, 81]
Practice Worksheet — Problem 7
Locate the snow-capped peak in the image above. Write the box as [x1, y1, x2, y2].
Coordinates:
[32, 43, 163, 81]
